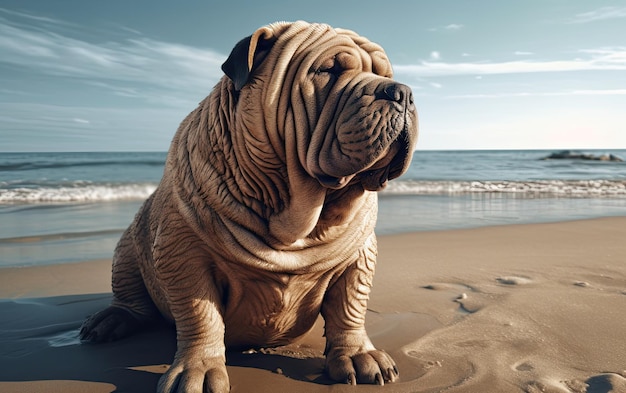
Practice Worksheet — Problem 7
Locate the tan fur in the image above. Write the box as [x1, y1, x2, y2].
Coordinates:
[80, 21, 418, 392]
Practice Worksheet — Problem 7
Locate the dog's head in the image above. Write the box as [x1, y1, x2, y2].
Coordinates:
[222, 21, 418, 193]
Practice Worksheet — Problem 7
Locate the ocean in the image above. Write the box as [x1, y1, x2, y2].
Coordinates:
[1, 150, 625, 268]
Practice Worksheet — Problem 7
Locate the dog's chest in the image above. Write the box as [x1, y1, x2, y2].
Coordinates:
[222, 271, 328, 347]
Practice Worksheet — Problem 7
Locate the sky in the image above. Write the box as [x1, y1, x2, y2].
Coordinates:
[1, 0, 625, 152]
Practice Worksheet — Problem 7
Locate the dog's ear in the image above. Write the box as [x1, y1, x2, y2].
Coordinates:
[222, 26, 278, 91]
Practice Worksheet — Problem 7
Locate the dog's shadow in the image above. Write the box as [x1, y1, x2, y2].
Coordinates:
[0, 294, 333, 393]
[228, 350, 329, 384]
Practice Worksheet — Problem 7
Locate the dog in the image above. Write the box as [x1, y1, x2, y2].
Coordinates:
[80, 21, 418, 392]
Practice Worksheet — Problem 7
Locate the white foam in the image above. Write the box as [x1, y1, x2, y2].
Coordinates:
[2, 179, 625, 204]
[0, 183, 157, 203]
[383, 179, 626, 197]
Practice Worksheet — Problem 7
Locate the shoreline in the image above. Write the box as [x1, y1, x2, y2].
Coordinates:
[1, 217, 626, 392]
[3, 195, 626, 268]
[1, 214, 624, 291]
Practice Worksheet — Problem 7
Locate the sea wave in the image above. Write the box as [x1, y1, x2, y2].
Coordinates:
[2, 179, 625, 204]
[0, 158, 165, 172]
[383, 179, 626, 197]
[0, 183, 157, 203]
[0, 228, 124, 244]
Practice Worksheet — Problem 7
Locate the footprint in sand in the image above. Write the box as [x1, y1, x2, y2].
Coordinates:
[496, 275, 533, 286]
[423, 282, 477, 293]
[422, 283, 481, 312]
[523, 373, 626, 393]
[584, 373, 626, 392]
[524, 379, 577, 393]
[513, 361, 534, 372]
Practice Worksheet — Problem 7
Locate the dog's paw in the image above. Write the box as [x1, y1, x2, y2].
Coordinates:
[326, 347, 398, 385]
[79, 306, 143, 343]
[158, 355, 230, 393]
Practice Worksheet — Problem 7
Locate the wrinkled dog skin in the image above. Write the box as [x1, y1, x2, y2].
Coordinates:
[80, 21, 418, 392]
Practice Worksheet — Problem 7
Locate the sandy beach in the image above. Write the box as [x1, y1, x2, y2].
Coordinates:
[1, 217, 625, 392]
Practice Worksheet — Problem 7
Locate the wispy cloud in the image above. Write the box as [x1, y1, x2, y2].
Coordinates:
[0, 9, 226, 108]
[444, 23, 463, 30]
[428, 23, 464, 32]
[0, 101, 183, 150]
[566, 6, 626, 24]
[395, 47, 626, 77]
[514, 51, 534, 56]
[0, 88, 32, 96]
[0, 7, 75, 28]
[446, 89, 626, 99]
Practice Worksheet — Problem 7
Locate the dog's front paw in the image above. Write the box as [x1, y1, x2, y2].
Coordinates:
[158, 354, 229, 393]
[326, 347, 398, 385]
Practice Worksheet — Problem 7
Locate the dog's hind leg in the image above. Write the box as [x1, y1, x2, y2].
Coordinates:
[80, 219, 160, 343]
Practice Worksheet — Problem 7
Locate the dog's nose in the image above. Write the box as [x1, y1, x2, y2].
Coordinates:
[380, 83, 413, 105]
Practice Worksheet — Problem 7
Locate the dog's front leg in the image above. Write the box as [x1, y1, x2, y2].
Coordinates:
[321, 233, 398, 386]
[153, 243, 229, 393]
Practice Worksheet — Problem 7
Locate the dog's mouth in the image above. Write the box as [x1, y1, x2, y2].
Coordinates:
[357, 131, 411, 191]
[315, 129, 412, 191]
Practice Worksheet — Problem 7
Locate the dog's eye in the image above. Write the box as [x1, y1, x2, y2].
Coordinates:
[314, 57, 342, 76]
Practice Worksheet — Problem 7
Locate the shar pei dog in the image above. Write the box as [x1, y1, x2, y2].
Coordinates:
[80, 21, 418, 392]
